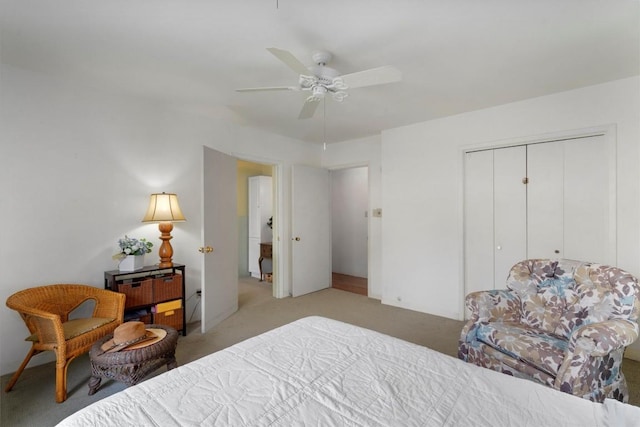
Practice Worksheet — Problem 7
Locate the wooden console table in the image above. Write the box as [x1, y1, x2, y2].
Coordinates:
[258, 242, 272, 282]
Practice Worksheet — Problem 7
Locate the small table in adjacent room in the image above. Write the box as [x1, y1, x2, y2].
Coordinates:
[258, 242, 272, 282]
[87, 324, 179, 395]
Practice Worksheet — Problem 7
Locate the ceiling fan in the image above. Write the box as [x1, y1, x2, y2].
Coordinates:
[236, 48, 402, 119]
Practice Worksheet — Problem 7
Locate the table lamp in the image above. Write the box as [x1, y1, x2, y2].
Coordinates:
[142, 192, 186, 267]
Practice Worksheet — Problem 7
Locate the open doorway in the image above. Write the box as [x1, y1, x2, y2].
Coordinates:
[237, 160, 274, 295]
[330, 166, 368, 296]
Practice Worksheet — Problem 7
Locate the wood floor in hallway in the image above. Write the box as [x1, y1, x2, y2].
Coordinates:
[332, 272, 367, 296]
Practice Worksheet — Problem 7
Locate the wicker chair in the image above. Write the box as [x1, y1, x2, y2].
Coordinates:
[5, 284, 125, 402]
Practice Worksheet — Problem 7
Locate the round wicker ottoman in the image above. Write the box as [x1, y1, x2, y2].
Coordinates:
[87, 324, 178, 395]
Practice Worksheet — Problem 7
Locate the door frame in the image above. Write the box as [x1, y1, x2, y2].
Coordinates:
[327, 161, 371, 295]
[458, 124, 617, 318]
[229, 151, 287, 299]
[328, 164, 370, 294]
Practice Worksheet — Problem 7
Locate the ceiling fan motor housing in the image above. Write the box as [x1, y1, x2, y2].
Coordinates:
[312, 51, 332, 66]
[302, 52, 346, 101]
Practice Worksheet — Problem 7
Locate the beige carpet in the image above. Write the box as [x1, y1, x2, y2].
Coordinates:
[2, 276, 639, 426]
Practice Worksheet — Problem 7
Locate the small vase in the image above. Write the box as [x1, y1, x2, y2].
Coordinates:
[119, 255, 145, 272]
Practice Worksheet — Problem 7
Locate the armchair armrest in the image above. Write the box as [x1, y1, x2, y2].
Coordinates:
[22, 310, 66, 347]
[465, 289, 521, 323]
[92, 290, 125, 322]
[570, 319, 639, 357]
[555, 319, 639, 398]
[459, 290, 521, 357]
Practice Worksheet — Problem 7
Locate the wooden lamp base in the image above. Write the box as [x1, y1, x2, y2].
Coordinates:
[157, 222, 174, 268]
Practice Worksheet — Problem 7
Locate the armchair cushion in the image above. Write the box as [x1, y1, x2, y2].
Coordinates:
[476, 322, 567, 377]
[459, 259, 640, 403]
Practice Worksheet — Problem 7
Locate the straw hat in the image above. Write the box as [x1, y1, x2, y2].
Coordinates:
[101, 321, 166, 353]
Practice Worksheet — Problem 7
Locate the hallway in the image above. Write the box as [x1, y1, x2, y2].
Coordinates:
[332, 272, 367, 296]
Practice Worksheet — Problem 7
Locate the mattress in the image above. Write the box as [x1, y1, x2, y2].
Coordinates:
[57, 316, 640, 426]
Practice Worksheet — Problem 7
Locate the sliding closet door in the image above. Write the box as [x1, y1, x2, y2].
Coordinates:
[562, 136, 610, 263]
[527, 135, 610, 263]
[464, 150, 494, 294]
[464, 146, 526, 294]
[464, 134, 614, 316]
[493, 146, 527, 287]
[527, 141, 564, 259]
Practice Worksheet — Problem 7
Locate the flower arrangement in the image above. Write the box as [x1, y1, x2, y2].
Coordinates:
[112, 235, 153, 260]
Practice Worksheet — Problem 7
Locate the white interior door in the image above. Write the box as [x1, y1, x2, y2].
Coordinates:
[292, 164, 331, 297]
[201, 146, 238, 333]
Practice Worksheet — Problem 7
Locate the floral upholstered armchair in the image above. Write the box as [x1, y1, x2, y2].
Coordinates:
[458, 259, 640, 402]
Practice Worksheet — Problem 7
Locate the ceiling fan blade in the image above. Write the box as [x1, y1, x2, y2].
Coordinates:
[298, 99, 320, 119]
[340, 65, 402, 89]
[236, 86, 297, 92]
[267, 48, 310, 76]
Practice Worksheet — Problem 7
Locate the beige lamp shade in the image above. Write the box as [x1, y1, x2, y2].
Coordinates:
[142, 192, 185, 268]
[142, 193, 186, 223]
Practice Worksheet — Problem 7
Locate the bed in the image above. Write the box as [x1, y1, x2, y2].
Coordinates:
[57, 316, 640, 426]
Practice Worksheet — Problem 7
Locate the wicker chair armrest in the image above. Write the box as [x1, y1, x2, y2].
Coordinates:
[465, 289, 521, 322]
[91, 289, 126, 321]
[569, 319, 639, 357]
[24, 311, 66, 346]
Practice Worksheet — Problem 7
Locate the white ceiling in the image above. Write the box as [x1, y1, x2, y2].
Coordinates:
[1, 1, 638, 144]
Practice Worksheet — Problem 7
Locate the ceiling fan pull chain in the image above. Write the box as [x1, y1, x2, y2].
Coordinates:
[323, 99, 327, 151]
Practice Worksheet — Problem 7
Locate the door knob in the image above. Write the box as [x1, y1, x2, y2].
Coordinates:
[198, 246, 214, 253]
[292, 237, 300, 241]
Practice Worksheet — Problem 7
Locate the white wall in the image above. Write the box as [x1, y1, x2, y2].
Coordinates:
[331, 167, 368, 278]
[0, 64, 320, 375]
[323, 136, 382, 298]
[380, 76, 640, 356]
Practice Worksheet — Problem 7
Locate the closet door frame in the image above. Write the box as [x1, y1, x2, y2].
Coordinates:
[459, 125, 617, 318]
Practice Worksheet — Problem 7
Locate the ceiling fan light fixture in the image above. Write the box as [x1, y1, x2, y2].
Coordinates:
[306, 85, 327, 103]
[312, 85, 327, 97]
[330, 77, 348, 91]
[299, 75, 316, 88]
[332, 91, 348, 102]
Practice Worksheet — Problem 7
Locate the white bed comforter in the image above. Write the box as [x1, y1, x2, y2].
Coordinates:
[58, 316, 640, 426]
